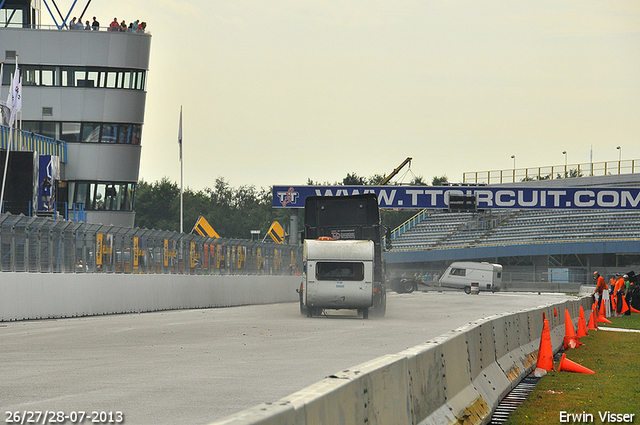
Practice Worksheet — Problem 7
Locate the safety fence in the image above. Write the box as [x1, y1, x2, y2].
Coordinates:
[463, 158, 639, 185]
[0, 125, 67, 162]
[0, 213, 302, 275]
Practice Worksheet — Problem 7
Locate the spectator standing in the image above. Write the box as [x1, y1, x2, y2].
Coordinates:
[84, 20, 91, 30]
[69, 17, 77, 29]
[74, 18, 84, 30]
[92, 17, 100, 30]
[120, 20, 127, 32]
[40, 177, 52, 210]
[109, 18, 119, 32]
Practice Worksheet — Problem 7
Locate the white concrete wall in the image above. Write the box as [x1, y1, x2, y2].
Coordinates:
[0, 273, 300, 321]
[210, 297, 591, 425]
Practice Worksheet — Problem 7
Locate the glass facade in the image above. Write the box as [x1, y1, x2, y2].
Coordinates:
[23, 121, 142, 144]
[68, 181, 136, 211]
[3, 64, 146, 91]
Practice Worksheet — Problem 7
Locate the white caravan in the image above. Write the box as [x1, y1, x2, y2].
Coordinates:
[301, 239, 375, 318]
[439, 262, 503, 294]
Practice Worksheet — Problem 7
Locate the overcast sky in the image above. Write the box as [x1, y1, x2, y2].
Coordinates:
[45, 1, 640, 190]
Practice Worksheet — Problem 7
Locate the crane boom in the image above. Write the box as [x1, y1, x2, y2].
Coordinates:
[381, 157, 412, 185]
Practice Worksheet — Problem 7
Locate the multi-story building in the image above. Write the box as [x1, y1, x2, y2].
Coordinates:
[1, 0, 151, 227]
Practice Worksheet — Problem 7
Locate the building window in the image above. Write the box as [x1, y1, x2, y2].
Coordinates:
[68, 181, 136, 211]
[41, 66, 58, 86]
[41, 122, 59, 140]
[101, 124, 118, 143]
[81, 123, 101, 143]
[1, 65, 147, 91]
[23, 121, 142, 145]
[61, 122, 81, 142]
[23, 65, 39, 86]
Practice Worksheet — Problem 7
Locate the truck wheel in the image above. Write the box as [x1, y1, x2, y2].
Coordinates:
[306, 307, 313, 318]
[371, 291, 387, 317]
[464, 286, 471, 294]
[362, 308, 369, 319]
[299, 298, 307, 315]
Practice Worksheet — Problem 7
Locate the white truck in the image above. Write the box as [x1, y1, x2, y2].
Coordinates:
[439, 261, 503, 294]
[301, 239, 375, 319]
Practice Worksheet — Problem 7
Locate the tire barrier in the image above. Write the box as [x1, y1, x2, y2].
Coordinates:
[210, 297, 591, 425]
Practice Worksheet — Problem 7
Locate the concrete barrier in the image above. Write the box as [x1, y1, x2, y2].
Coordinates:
[210, 297, 592, 425]
[0, 273, 300, 321]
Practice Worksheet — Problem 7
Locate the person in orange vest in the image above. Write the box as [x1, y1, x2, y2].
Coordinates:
[614, 273, 626, 315]
[591, 271, 608, 313]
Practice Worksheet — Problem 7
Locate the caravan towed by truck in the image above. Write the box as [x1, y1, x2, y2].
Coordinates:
[302, 239, 376, 318]
[439, 262, 502, 294]
[298, 194, 387, 318]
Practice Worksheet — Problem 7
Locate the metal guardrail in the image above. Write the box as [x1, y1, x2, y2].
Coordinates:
[1, 125, 67, 162]
[0, 23, 150, 34]
[0, 213, 302, 275]
[463, 159, 639, 184]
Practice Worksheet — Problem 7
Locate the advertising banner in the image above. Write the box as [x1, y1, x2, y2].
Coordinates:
[272, 186, 640, 210]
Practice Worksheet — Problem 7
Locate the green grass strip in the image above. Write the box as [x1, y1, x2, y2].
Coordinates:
[505, 314, 640, 424]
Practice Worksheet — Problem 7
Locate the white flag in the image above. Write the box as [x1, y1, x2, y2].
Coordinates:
[0, 62, 7, 126]
[178, 106, 182, 161]
[7, 59, 21, 126]
[0, 62, 4, 103]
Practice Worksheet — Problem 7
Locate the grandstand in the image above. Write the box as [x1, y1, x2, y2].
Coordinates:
[391, 209, 640, 251]
[385, 173, 640, 286]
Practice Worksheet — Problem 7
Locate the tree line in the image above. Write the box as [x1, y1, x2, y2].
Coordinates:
[134, 174, 448, 240]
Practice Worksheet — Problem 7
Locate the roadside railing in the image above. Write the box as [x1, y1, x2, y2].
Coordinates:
[463, 159, 639, 184]
[0, 23, 150, 34]
[0, 125, 67, 163]
[0, 213, 302, 275]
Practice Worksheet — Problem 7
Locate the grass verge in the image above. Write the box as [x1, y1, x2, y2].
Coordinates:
[504, 313, 640, 424]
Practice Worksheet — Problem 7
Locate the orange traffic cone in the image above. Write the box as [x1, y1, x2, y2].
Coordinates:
[620, 296, 629, 315]
[536, 319, 554, 371]
[597, 304, 612, 324]
[563, 309, 580, 349]
[588, 309, 598, 330]
[557, 353, 595, 374]
[577, 306, 589, 338]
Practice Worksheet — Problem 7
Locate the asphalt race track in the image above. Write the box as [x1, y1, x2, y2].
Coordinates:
[1, 290, 575, 424]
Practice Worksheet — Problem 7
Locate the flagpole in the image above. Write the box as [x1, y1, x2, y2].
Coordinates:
[0, 121, 13, 214]
[1, 55, 19, 213]
[179, 106, 183, 234]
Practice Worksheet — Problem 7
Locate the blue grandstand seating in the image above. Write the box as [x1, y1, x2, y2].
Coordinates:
[390, 209, 640, 251]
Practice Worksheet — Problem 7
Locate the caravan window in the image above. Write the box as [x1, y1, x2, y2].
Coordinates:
[450, 268, 466, 276]
[316, 262, 364, 281]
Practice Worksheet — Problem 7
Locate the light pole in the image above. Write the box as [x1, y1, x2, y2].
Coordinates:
[510, 155, 515, 182]
[562, 151, 567, 177]
[617, 146, 621, 174]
